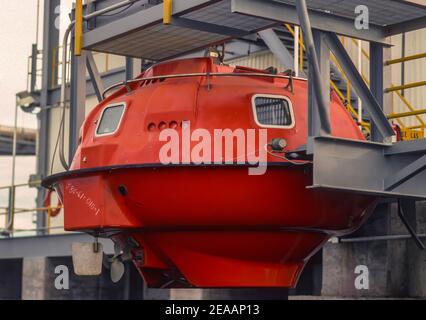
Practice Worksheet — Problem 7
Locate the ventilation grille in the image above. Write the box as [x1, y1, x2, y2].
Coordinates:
[254, 97, 292, 126]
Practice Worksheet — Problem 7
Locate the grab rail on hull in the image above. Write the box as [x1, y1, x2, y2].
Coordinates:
[101, 72, 299, 99]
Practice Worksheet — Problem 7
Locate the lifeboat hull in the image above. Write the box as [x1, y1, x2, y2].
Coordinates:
[44, 58, 378, 288]
[49, 164, 374, 288]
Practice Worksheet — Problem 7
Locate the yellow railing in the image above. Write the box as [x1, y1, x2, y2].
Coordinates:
[48, 46, 114, 89]
[349, 39, 426, 131]
[0, 181, 63, 235]
[285, 24, 425, 137]
[285, 24, 369, 132]
[385, 52, 426, 66]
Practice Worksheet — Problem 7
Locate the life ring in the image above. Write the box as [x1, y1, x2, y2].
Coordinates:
[44, 189, 62, 217]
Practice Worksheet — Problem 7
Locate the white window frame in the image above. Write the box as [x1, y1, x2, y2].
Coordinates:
[251, 94, 295, 129]
[95, 102, 127, 137]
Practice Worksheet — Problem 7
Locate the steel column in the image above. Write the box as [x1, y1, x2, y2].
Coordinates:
[296, 0, 331, 137]
[37, 0, 61, 235]
[125, 57, 142, 81]
[370, 42, 385, 142]
[308, 29, 330, 139]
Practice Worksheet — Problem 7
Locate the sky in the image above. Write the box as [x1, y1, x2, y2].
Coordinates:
[0, 1, 72, 234]
[0, 0, 73, 129]
[0, 0, 39, 129]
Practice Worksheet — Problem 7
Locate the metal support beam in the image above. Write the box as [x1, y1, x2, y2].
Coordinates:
[30, 44, 38, 92]
[37, 0, 61, 235]
[86, 52, 105, 102]
[311, 136, 426, 199]
[258, 29, 294, 71]
[386, 16, 426, 37]
[324, 32, 394, 140]
[69, 49, 87, 163]
[385, 139, 426, 156]
[296, 0, 331, 137]
[125, 57, 142, 81]
[370, 42, 385, 142]
[385, 154, 426, 191]
[231, 0, 387, 44]
[308, 29, 330, 139]
[398, 199, 425, 250]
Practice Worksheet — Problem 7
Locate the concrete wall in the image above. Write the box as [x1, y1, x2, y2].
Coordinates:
[19, 256, 146, 300]
[322, 201, 426, 298]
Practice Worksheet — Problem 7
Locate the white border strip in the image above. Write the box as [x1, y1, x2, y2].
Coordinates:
[95, 102, 127, 137]
[251, 94, 295, 129]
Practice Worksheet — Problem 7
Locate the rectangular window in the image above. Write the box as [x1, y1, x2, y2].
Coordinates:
[96, 103, 126, 136]
[253, 95, 293, 128]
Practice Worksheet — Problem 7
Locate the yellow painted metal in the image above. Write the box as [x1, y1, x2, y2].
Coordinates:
[163, 0, 173, 25]
[408, 124, 426, 130]
[285, 24, 424, 133]
[393, 88, 426, 127]
[299, 30, 304, 71]
[285, 24, 366, 129]
[400, 128, 425, 141]
[74, 0, 83, 56]
[385, 52, 426, 66]
[385, 81, 426, 93]
[387, 108, 426, 120]
[350, 37, 369, 60]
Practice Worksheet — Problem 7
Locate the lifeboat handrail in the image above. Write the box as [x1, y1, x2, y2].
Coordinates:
[102, 72, 302, 99]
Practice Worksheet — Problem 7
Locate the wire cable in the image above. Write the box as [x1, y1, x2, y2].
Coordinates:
[264, 144, 311, 166]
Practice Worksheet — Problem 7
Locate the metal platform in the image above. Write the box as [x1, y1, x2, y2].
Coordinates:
[84, 0, 276, 60]
[83, 0, 426, 60]
[0, 233, 114, 259]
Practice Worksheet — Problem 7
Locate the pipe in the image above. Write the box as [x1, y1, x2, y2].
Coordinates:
[340, 233, 426, 243]
[58, 0, 141, 171]
[295, 0, 331, 135]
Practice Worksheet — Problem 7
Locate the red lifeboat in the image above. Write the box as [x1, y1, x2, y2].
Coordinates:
[44, 58, 376, 288]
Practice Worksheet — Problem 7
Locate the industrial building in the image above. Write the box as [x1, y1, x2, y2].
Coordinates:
[1, 0, 426, 300]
